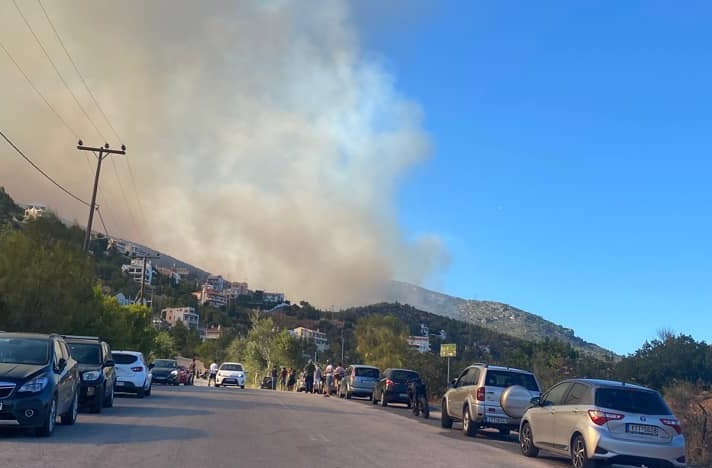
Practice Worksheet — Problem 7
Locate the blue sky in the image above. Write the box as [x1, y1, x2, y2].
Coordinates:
[353, 1, 712, 355]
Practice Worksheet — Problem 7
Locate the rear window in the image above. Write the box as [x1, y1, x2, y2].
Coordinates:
[390, 370, 419, 381]
[354, 367, 379, 378]
[112, 353, 138, 365]
[485, 370, 540, 392]
[595, 388, 671, 415]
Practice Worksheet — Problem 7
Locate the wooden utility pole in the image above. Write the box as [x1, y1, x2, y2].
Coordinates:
[134, 252, 160, 305]
[76, 141, 126, 251]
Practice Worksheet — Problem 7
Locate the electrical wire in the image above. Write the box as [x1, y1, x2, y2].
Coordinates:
[96, 206, 110, 237]
[0, 129, 89, 207]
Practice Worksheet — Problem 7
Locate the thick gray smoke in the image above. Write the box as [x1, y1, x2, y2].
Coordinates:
[0, 0, 449, 307]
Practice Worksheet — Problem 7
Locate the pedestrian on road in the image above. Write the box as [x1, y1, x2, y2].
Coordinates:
[324, 360, 334, 397]
[304, 360, 315, 393]
[287, 367, 296, 391]
[279, 367, 287, 391]
[208, 361, 218, 387]
[271, 366, 278, 390]
[314, 364, 322, 394]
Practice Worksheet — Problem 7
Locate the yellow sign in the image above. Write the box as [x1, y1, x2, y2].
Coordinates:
[440, 343, 456, 357]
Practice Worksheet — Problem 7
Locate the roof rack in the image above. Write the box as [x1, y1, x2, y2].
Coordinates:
[62, 334, 102, 341]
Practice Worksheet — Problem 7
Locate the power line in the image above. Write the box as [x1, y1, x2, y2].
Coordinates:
[0, 129, 89, 207]
[34, 0, 151, 244]
[96, 206, 110, 237]
[12, 0, 106, 141]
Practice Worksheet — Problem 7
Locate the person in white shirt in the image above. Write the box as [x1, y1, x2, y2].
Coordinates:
[209, 361, 218, 387]
[324, 360, 334, 396]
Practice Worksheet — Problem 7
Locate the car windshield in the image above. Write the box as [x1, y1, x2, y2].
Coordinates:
[595, 388, 671, 415]
[153, 359, 177, 368]
[112, 353, 138, 365]
[221, 364, 243, 371]
[485, 370, 540, 391]
[68, 343, 102, 364]
[0, 338, 49, 365]
[355, 367, 379, 378]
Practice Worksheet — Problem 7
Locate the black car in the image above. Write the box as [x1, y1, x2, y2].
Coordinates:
[372, 368, 421, 407]
[63, 335, 116, 413]
[0, 332, 79, 436]
[150, 359, 180, 385]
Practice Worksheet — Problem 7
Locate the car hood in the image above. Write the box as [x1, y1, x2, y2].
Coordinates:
[77, 363, 102, 372]
[0, 362, 48, 381]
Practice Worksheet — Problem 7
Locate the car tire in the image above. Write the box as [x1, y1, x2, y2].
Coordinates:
[36, 396, 57, 437]
[90, 387, 104, 413]
[136, 387, 145, 399]
[61, 391, 78, 425]
[215, 382, 221, 388]
[347, 390, 352, 400]
[371, 392, 378, 405]
[145, 384, 152, 397]
[380, 391, 388, 407]
[571, 434, 597, 468]
[520, 422, 539, 457]
[104, 383, 114, 408]
[240, 385, 245, 389]
[440, 400, 453, 429]
[463, 405, 478, 437]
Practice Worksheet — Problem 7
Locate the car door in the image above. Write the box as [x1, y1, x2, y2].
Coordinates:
[102, 342, 116, 389]
[448, 367, 476, 417]
[54, 339, 73, 412]
[529, 381, 573, 449]
[553, 382, 591, 451]
[376, 369, 391, 398]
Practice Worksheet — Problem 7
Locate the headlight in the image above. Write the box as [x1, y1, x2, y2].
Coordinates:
[170, 370, 178, 376]
[82, 371, 102, 381]
[19, 376, 49, 393]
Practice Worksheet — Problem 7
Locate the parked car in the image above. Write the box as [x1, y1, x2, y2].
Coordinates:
[441, 363, 541, 436]
[0, 332, 79, 436]
[260, 376, 273, 389]
[519, 378, 687, 468]
[63, 335, 116, 413]
[372, 368, 421, 407]
[112, 350, 152, 397]
[338, 364, 380, 400]
[150, 358, 180, 385]
[177, 366, 193, 385]
[215, 362, 246, 388]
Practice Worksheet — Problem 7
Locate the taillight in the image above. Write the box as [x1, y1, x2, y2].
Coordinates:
[476, 386, 485, 401]
[588, 410, 624, 425]
[385, 379, 394, 388]
[661, 418, 682, 435]
[131, 366, 143, 372]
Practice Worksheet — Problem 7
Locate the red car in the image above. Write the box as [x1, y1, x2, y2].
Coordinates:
[177, 366, 194, 385]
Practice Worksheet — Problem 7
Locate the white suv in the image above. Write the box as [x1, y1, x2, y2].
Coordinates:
[112, 350, 153, 398]
[215, 362, 246, 388]
[441, 363, 541, 436]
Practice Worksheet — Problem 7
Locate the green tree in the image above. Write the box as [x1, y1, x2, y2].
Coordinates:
[353, 315, 409, 370]
[152, 331, 177, 359]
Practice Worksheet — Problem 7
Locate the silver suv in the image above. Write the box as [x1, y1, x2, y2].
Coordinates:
[519, 378, 686, 468]
[441, 363, 541, 436]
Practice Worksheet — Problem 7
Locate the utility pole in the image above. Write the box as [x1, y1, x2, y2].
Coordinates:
[133, 252, 160, 305]
[76, 141, 126, 251]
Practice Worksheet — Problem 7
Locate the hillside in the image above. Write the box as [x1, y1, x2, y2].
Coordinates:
[0, 186, 23, 230]
[380, 280, 615, 358]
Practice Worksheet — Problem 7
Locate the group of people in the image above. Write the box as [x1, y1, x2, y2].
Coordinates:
[301, 359, 344, 396]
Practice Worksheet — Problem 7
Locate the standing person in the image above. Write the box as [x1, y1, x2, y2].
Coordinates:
[324, 360, 334, 397]
[334, 362, 345, 395]
[287, 367, 296, 391]
[314, 364, 323, 394]
[208, 360, 218, 387]
[279, 367, 287, 391]
[188, 357, 196, 382]
[304, 359, 316, 393]
[271, 366, 278, 390]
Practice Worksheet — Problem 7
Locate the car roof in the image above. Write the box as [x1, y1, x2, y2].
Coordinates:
[564, 378, 653, 392]
[112, 350, 144, 356]
[0, 332, 57, 340]
[385, 368, 419, 373]
[349, 364, 379, 369]
[220, 362, 244, 366]
[475, 364, 535, 375]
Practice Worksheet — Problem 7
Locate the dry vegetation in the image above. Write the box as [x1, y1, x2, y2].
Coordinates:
[665, 383, 712, 467]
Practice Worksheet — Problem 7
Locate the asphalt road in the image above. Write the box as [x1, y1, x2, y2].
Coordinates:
[0, 383, 572, 468]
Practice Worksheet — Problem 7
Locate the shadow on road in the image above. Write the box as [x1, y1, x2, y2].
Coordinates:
[0, 422, 207, 444]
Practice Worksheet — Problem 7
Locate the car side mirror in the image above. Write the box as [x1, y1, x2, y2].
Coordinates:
[56, 358, 67, 372]
[148, 363, 155, 369]
[529, 396, 541, 406]
[105, 360, 115, 367]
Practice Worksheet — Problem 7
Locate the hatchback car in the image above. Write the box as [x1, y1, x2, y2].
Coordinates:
[441, 363, 541, 436]
[519, 378, 686, 468]
[372, 368, 421, 407]
[64, 335, 116, 413]
[338, 364, 380, 400]
[0, 332, 79, 436]
[215, 362, 246, 388]
[150, 358, 180, 385]
[112, 350, 152, 397]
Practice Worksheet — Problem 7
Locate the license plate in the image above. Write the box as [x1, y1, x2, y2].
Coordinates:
[487, 416, 508, 424]
[399, 393, 408, 398]
[627, 424, 659, 436]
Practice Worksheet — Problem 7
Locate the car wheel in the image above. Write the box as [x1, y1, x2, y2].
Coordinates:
[371, 392, 378, 405]
[61, 391, 78, 425]
[215, 382, 221, 388]
[440, 400, 453, 429]
[104, 383, 114, 408]
[520, 422, 539, 457]
[463, 405, 478, 437]
[240, 385, 245, 389]
[145, 384, 152, 397]
[90, 387, 104, 413]
[571, 434, 597, 468]
[136, 386, 145, 399]
[380, 391, 388, 407]
[36, 396, 57, 437]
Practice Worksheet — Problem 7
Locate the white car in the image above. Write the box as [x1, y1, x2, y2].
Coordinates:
[215, 362, 246, 388]
[112, 350, 153, 397]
